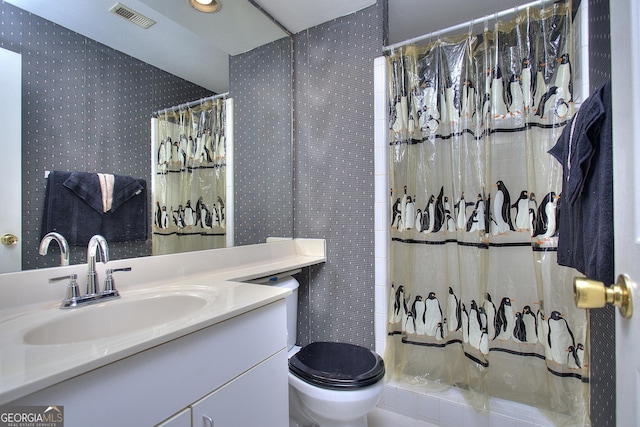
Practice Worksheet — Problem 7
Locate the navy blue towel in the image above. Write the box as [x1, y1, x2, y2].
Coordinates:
[548, 81, 613, 285]
[41, 171, 148, 245]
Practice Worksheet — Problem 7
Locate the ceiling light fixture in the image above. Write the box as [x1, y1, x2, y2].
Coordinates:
[189, 0, 221, 13]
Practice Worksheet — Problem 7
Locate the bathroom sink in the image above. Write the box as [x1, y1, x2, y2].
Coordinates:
[23, 293, 208, 345]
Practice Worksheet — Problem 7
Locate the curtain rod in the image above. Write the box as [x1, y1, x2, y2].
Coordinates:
[153, 92, 229, 117]
[383, 0, 553, 52]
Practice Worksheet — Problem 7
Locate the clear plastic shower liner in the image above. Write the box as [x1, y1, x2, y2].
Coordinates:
[385, 3, 589, 425]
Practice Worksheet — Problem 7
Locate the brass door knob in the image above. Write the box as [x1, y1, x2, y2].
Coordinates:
[573, 274, 634, 318]
[1, 234, 18, 246]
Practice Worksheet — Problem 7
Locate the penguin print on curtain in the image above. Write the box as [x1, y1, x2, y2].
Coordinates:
[153, 98, 227, 255]
[386, 3, 589, 426]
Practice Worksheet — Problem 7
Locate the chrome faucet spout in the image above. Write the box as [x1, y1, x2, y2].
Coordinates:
[48, 235, 119, 309]
[39, 232, 70, 266]
[86, 235, 109, 295]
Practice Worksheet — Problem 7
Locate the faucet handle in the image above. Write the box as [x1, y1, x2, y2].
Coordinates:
[50, 274, 81, 303]
[103, 267, 131, 295]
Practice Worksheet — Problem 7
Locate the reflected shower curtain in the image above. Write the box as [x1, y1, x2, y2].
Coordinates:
[386, 3, 589, 425]
[153, 99, 227, 255]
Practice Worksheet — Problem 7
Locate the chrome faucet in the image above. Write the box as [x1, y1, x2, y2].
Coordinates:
[39, 232, 70, 266]
[86, 234, 109, 295]
[49, 235, 130, 309]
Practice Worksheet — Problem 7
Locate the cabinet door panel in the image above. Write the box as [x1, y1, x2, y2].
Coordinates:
[192, 350, 288, 427]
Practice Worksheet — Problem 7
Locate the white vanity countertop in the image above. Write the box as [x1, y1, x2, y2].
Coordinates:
[0, 238, 325, 404]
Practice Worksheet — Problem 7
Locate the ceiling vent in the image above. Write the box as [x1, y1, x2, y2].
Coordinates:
[109, 3, 156, 29]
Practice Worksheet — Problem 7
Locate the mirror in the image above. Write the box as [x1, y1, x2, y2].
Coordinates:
[0, 1, 293, 271]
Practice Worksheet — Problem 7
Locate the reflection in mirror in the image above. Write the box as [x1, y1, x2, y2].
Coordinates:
[0, 1, 293, 272]
[151, 95, 234, 255]
[0, 46, 21, 274]
[230, 37, 293, 246]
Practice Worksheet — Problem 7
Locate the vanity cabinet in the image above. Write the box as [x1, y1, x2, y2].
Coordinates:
[12, 299, 289, 427]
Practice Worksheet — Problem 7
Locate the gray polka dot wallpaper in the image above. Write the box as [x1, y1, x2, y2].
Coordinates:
[230, 37, 293, 246]
[292, 2, 384, 349]
[229, 2, 384, 350]
[588, 1, 615, 425]
[0, 1, 212, 269]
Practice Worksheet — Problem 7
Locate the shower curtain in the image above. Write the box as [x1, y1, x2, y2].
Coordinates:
[385, 3, 589, 425]
[153, 98, 227, 255]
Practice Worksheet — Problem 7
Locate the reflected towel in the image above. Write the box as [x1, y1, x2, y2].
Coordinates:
[102, 175, 147, 242]
[41, 171, 148, 245]
[98, 173, 114, 212]
[41, 171, 98, 245]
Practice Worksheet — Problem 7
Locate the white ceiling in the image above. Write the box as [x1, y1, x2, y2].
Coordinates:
[5, 0, 540, 93]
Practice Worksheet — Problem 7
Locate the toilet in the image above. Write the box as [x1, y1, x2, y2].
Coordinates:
[266, 276, 385, 427]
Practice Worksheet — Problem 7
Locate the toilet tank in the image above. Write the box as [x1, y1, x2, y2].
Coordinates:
[274, 277, 299, 350]
[248, 275, 299, 350]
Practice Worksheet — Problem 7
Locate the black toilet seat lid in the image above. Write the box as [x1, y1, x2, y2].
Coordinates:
[289, 342, 385, 390]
